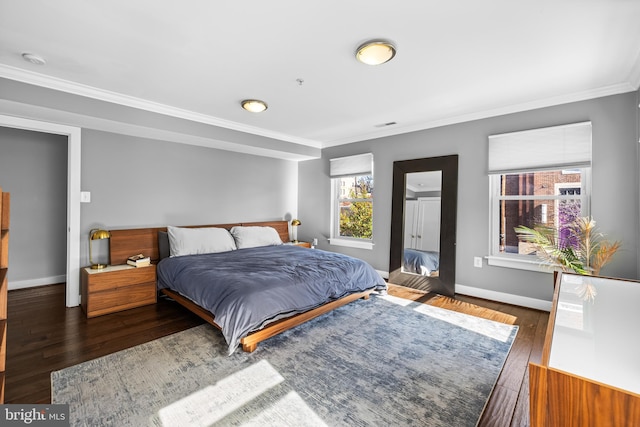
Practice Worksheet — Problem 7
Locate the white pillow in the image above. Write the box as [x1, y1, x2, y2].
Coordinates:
[167, 226, 237, 257]
[230, 226, 283, 249]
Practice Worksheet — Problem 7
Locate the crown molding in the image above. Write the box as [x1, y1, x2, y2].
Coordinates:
[323, 81, 638, 147]
[627, 50, 640, 90]
[0, 99, 319, 161]
[0, 64, 322, 149]
[2, 64, 637, 152]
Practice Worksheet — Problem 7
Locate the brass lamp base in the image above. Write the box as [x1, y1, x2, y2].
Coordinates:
[91, 263, 107, 270]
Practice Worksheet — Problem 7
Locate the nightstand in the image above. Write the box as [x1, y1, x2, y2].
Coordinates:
[291, 241, 311, 248]
[81, 264, 157, 318]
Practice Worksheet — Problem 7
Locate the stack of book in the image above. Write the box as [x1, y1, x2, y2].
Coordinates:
[127, 254, 151, 267]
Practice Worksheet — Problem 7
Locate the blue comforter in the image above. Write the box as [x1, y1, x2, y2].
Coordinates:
[403, 248, 439, 275]
[157, 245, 386, 354]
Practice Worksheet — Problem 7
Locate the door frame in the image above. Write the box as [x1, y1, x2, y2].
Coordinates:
[0, 114, 81, 307]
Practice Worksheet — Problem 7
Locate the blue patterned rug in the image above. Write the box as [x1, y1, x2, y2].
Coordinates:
[52, 294, 517, 426]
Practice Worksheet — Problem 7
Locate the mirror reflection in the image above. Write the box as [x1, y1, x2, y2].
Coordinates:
[402, 171, 442, 276]
[389, 154, 457, 297]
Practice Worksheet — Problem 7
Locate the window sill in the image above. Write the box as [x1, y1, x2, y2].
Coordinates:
[329, 238, 374, 250]
[486, 255, 554, 273]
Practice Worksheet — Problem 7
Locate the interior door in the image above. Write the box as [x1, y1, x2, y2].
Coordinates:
[417, 198, 441, 252]
[404, 200, 418, 249]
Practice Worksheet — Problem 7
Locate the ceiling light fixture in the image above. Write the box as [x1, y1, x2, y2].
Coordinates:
[21, 52, 46, 66]
[355, 40, 396, 65]
[241, 99, 268, 113]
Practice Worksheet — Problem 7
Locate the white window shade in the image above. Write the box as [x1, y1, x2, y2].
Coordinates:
[488, 122, 591, 174]
[330, 153, 373, 178]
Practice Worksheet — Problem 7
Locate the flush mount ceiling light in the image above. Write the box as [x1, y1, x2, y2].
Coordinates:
[21, 52, 46, 65]
[241, 99, 268, 113]
[355, 40, 396, 65]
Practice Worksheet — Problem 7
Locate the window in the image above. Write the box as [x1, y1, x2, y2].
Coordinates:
[329, 153, 374, 249]
[487, 122, 592, 271]
[492, 169, 588, 254]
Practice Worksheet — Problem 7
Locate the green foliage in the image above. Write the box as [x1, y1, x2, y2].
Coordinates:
[514, 216, 620, 276]
[339, 180, 373, 239]
[340, 201, 373, 238]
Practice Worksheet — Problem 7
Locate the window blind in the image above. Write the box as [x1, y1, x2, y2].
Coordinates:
[488, 121, 591, 174]
[330, 153, 373, 178]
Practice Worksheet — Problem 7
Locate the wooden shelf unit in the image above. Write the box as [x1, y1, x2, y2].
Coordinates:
[0, 187, 10, 403]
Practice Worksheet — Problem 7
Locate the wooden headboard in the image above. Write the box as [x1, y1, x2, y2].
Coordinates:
[109, 220, 290, 265]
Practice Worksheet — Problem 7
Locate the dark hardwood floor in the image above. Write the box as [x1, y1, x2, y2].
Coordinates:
[460, 293, 549, 427]
[5, 284, 204, 404]
[5, 283, 548, 426]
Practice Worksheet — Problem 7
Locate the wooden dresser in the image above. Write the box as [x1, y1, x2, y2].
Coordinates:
[529, 272, 640, 426]
[81, 264, 157, 317]
[0, 187, 9, 403]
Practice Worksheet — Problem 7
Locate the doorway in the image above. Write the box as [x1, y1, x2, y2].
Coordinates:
[0, 115, 81, 307]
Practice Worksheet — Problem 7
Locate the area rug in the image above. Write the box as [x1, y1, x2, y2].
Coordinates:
[51, 294, 518, 426]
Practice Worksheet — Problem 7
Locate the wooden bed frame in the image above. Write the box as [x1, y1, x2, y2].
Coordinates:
[109, 220, 373, 352]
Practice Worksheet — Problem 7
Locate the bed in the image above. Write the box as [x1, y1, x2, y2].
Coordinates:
[403, 248, 439, 276]
[109, 221, 386, 354]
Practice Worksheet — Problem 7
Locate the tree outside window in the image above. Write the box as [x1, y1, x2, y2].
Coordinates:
[337, 175, 373, 239]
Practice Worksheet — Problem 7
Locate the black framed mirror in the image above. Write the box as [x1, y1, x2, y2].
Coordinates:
[389, 155, 458, 297]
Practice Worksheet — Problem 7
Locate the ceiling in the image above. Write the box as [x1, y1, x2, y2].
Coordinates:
[1, 0, 639, 154]
[406, 171, 442, 194]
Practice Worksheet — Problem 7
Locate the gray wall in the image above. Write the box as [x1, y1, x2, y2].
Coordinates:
[0, 78, 302, 290]
[0, 125, 298, 281]
[81, 130, 298, 267]
[298, 92, 639, 303]
[0, 126, 67, 284]
[1, 79, 637, 306]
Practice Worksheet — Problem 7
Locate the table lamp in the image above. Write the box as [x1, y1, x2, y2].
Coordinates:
[89, 228, 111, 269]
[291, 219, 301, 243]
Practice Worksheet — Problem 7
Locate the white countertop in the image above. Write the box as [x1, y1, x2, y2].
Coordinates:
[548, 273, 640, 395]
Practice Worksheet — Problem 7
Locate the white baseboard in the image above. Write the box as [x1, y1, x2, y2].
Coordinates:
[455, 284, 552, 312]
[381, 269, 551, 311]
[8, 275, 66, 291]
[6, 272, 553, 310]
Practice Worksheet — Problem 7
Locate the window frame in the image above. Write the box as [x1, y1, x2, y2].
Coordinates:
[486, 167, 591, 272]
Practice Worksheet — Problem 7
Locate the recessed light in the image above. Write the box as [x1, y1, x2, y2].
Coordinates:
[356, 40, 396, 65]
[21, 52, 46, 66]
[241, 99, 268, 113]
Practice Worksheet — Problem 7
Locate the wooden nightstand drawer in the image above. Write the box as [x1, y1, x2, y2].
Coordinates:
[81, 265, 157, 317]
[87, 282, 157, 317]
[87, 266, 155, 292]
